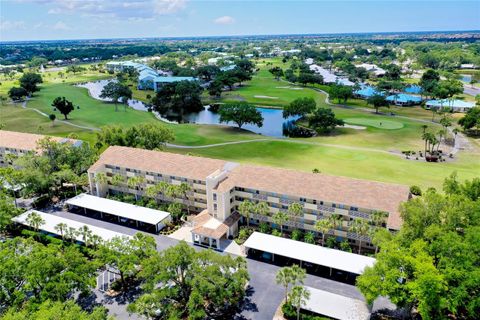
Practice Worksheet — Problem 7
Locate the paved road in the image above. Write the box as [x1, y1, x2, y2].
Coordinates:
[48, 210, 364, 320]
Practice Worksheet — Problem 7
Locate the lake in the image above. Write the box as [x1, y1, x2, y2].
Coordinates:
[77, 80, 298, 137]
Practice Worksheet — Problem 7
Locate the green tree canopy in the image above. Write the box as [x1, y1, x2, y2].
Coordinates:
[129, 241, 249, 319]
[218, 102, 263, 129]
[308, 107, 344, 134]
[458, 107, 480, 134]
[51, 96, 75, 120]
[283, 97, 316, 118]
[8, 87, 28, 102]
[357, 174, 480, 320]
[19, 73, 43, 95]
[99, 81, 132, 112]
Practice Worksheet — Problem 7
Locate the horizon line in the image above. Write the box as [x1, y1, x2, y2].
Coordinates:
[2, 29, 479, 44]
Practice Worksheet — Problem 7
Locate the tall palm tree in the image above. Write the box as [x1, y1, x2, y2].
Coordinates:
[79, 225, 92, 246]
[89, 234, 103, 249]
[276, 267, 293, 303]
[26, 212, 45, 234]
[127, 176, 146, 201]
[421, 124, 428, 134]
[254, 201, 270, 219]
[288, 203, 304, 226]
[328, 214, 344, 234]
[272, 211, 289, 236]
[370, 211, 388, 228]
[314, 219, 333, 246]
[289, 286, 310, 320]
[177, 182, 192, 214]
[111, 174, 125, 188]
[54, 222, 68, 240]
[65, 227, 79, 243]
[94, 172, 109, 196]
[350, 219, 370, 254]
[238, 200, 254, 227]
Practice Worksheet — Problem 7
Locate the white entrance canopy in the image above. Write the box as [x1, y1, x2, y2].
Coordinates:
[243, 232, 376, 274]
[12, 210, 130, 242]
[303, 286, 370, 320]
[66, 193, 170, 226]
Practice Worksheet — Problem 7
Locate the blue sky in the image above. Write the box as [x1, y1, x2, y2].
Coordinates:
[1, 1, 479, 41]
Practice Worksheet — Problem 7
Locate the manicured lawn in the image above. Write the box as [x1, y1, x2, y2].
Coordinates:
[343, 118, 404, 129]
[167, 140, 480, 189]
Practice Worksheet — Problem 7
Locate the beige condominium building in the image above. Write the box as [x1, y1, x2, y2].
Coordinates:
[88, 146, 411, 250]
[0, 130, 82, 167]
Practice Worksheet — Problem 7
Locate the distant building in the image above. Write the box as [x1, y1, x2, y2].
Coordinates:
[309, 64, 354, 86]
[354, 85, 383, 99]
[356, 63, 386, 77]
[426, 99, 475, 113]
[106, 60, 196, 92]
[0, 130, 82, 167]
[386, 93, 422, 106]
[460, 64, 478, 69]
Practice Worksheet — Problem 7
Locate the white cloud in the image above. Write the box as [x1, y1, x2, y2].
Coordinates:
[213, 15, 235, 25]
[153, 0, 186, 15]
[0, 20, 26, 31]
[21, 0, 187, 20]
[53, 21, 71, 30]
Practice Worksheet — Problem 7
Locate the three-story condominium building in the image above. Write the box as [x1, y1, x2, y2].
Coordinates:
[0, 130, 82, 167]
[88, 146, 411, 250]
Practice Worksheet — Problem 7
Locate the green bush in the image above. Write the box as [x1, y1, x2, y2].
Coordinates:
[282, 303, 331, 320]
[291, 229, 303, 241]
[409, 185, 422, 196]
[271, 229, 282, 237]
[339, 240, 352, 252]
[304, 231, 316, 244]
[325, 237, 337, 248]
[258, 222, 271, 233]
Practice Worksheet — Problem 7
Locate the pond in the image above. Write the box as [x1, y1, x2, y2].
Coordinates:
[460, 74, 472, 83]
[77, 80, 299, 137]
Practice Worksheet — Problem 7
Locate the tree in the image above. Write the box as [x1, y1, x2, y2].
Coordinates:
[0, 191, 22, 235]
[2, 300, 108, 320]
[96, 233, 157, 293]
[19, 72, 43, 95]
[151, 80, 203, 120]
[254, 201, 270, 219]
[314, 219, 333, 246]
[288, 202, 303, 225]
[99, 81, 132, 112]
[238, 200, 254, 227]
[289, 286, 310, 320]
[78, 225, 92, 246]
[66, 65, 86, 74]
[272, 211, 289, 235]
[308, 107, 344, 134]
[167, 202, 184, 222]
[419, 69, 440, 98]
[349, 219, 370, 254]
[329, 84, 354, 105]
[283, 97, 316, 118]
[177, 182, 192, 214]
[269, 66, 284, 80]
[127, 176, 146, 201]
[276, 265, 306, 304]
[458, 107, 480, 134]
[54, 222, 68, 240]
[208, 79, 223, 98]
[25, 211, 44, 234]
[297, 72, 322, 86]
[357, 177, 480, 319]
[130, 241, 249, 319]
[48, 114, 56, 127]
[196, 65, 220, 81]
[8, 87, 28, 102]
[367, 94, 389, 114]
[218, 102, 263, 129]
[51, 96, 74, 120]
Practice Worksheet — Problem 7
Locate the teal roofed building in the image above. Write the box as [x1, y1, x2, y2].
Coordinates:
[153, 76, 196, 92]
[354, 86, 384, 98]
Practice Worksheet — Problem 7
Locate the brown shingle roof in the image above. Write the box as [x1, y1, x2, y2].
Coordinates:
[190, 210, 240, 239]
[215, 165, 410, 230]
[88, 146, 229, 181]
[0, 130, 78, 151]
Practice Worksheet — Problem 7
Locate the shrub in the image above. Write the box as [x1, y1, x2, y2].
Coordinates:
[339, 240, 352, 252]
[304, 231, 315, 244]
[271, 229, 282, 237]
[325, 237, 337, 248]
[258, 222, 271, 234]
[410, 185, 422, 196]
[291, 229, 303, 241]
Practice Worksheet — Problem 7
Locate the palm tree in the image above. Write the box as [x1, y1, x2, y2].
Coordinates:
[314, 219, 333, 246]
[272, 211, 289, 236]
[54, 222, 68, 240]
[289, 286, 310, 320]
[238, 200, 254, 227]
[177, 182, 192, 214]
[127, 176, 146, 201]
[26, 212, 45, 235]
[111, 174, 125, 188]
[94, 172, 108, 196]
[65, 227, 79, 243]
[89, 234, 103, 249]
[350, 219, 370, 254]
[328, 214, 344, 234]
[276, 267, 293, 303]
[78, 225, 92, 246]
[370, 211, 388, 229]
[254, 202, 270, 224]
[421, 124, 428, 134]
[288, 203, 304, 226]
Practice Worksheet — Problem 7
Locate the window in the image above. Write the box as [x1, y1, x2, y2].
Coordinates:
[213, 204, 217, 211]
[313, 200, 317, 205]
[213, 193, 217, 201]
[332, 203, 336, 208]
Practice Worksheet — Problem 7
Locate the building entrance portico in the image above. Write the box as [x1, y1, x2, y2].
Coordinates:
[190, 210, 240, 250]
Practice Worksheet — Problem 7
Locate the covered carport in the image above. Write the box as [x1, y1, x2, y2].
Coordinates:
[243, 232, 376, 283]
[66, 193, 171, 233]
